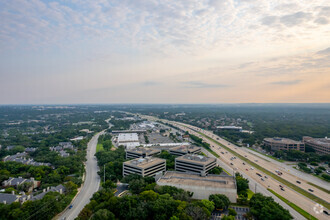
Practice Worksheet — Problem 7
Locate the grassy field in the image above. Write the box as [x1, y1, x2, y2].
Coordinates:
[267, 189, 318, 220]
[96, 143, 104, 152]
[247, 189, 254, 200]
[199, 132, 330, 210]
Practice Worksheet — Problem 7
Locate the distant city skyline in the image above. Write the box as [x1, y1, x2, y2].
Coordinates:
[0, 0, 329, 104]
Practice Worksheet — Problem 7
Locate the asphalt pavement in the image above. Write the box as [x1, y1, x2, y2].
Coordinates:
[57, 131, 104, 220]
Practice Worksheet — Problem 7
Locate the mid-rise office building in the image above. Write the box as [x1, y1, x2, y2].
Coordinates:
[125, 147, 160, 159]
[303, 136, 330, 155]
[157, 171, 237, 202]
[169, 145, 201, 156]
[123, 157, 166, 177]
[263, 137, 305, 152]
[175, 154, 216, 174]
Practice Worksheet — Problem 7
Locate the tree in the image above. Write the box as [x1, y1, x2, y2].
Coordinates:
[228, 208, 237, 216]
[102, 180, 116, 190]
[185, 203, 208, 220]
[209, 166, 223, 174]
[209, 194, 230, 210]
[235, 172, 249, 194]
[222, 215, 235, 220]
[140, 190, 159, 201]
[249, 193, 293, 220]
[91, 209, 115, 220]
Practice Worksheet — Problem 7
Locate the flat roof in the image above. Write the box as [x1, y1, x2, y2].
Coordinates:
[124, 157, 165, 169]
[118, 133, 139, 142]
[170, 145, 201, 152]
[176, 154, 216, 165]
[264, 137, 303, 145]
[304, 137, 330, 147]
[158, 171, 236, 189]
[126, 147, 160, 154]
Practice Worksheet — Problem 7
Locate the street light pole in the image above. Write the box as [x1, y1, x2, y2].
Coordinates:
[104, 164, 105, 183]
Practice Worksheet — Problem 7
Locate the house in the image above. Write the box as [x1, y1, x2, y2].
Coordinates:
[0, 192, 19, 204]
[31, 185, 66, 201]
[2, 177, 40, 192]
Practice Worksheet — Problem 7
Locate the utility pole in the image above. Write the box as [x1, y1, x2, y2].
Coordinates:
[104, 164, 105, 183]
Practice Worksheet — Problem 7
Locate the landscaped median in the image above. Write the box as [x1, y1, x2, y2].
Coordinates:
[199, 132, 330, 210]
[267, 188, 318, 220]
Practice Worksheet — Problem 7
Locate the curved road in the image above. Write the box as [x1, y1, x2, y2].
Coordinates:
[58, 131, 104, 220]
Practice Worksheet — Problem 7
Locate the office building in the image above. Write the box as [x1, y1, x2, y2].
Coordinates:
[263, 137, 305, 152]
[303, 136, 330, 155]
[169, 145, 201, 156]
[157, 171, 237, 202]
[123, 157, 166, 177]
[126, 147, 160, 159]
[175, 154, 216, 174]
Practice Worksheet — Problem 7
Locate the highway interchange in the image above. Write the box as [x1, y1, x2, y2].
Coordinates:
[141, 114, 329, 220]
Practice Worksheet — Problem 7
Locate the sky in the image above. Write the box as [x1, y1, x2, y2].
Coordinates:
[0, 0, 329, 104]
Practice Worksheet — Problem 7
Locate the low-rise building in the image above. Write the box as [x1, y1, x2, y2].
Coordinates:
[169, 145, 201, 156]
[175, 154, 216, 174]
[123, 157, 166, 177]
[157, 171, 237, 202]
[125, 147, 160, 159]
[303, 136, 330, 155]
[31, 185, 66, 201]
[263, 137, 305, 152]
[0, 192, 19, 204]
[117, 133, 140, 149]
[2, 177, 40, 192]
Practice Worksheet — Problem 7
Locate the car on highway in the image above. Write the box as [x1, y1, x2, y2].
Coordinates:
[250, 167, 254, 170]
[255, 160, 258, 162]
[281, 188, 285, 191]
[221, 152, 224, 154]
[279, 185, 283, 188]
[308, 189, 314, 192]
[296, 181, 301, 184]
[264, 176, 268, 179]
[323, 210, 329, 215]
[69, 204, 73, 209]
[230, 163, 234, 165]
[242, 162, 245, 165]
[246, 169, 249, 171]
[256, 173, 262, 177]
[261, 178, 264, 181]
[244, 155, 247, 157]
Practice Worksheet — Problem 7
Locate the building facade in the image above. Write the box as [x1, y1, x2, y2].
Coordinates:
[263, 137, 305, 152]
[157, 171, 237, 202]
[175, 154, 216, 174]
[303, 136, 330, 155]
[123, 157, 166, 177]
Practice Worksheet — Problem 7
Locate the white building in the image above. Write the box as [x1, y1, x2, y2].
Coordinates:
[117, 133, 140, 149]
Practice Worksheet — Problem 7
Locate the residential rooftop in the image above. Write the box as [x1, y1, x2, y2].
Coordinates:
[157, 171, 236, 189]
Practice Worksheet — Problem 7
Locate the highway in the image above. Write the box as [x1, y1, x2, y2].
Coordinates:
[139, 114, 329, 220]
[57, 131, 104, 220]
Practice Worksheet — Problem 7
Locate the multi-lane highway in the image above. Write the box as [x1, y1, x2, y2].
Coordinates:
[58, 131, 104, 220]
[140, 114, 329, 220]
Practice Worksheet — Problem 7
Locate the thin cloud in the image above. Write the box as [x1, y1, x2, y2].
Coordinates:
[270, 80, 302, 85]
[183, 81, 230, 88]
[138, 81, 162, 86]
[317, 47, 330, 55]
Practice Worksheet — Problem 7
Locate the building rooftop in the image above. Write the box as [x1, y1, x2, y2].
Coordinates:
[157, 171, 236, 189]
[176, 154, 216, 165]
[118, 133, 139, 142]
[303, 137, 330, 147]
[264, 137, 303, 144]
[126, 147, 160, 155]
[0, 193, 19, 204]
[170, 145, 200, 153]
[124, 157, 165, 169]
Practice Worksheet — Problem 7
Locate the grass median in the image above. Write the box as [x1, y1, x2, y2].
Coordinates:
[267, 189, 318, 220]
[199, 132, 330, 210]
[96, 143, 104, 152]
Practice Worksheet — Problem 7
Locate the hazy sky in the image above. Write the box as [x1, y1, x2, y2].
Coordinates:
[0, 0, 329, 104]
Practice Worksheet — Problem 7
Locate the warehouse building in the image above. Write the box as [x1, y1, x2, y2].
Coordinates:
[303, 136, 330, 155]
[263, 137, 305, 152]
[123, 157, 166, 177]
[169, 145, 201, 156]
[117, 133, 140, 149]
[126, 147, 160, 159]
[175, 154, 216, 174]
[157, 171, 237, 202]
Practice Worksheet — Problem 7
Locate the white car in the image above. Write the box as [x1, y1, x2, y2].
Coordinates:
[250, 167, 254, 170]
